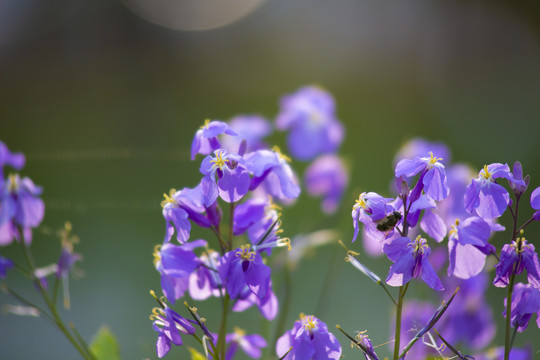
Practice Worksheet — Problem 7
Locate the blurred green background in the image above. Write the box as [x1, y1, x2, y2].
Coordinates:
[1, 0, 540, 359]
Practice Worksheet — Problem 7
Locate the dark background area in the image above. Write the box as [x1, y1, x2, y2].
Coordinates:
[1, 1, 540, 359]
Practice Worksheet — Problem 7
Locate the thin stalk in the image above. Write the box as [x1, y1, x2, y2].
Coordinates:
[515, 216, 535, 234]
[272, 264, 292, 358]
[18, 238, 95, 360]
[217, 294, 230, 360]
[504, 272, 517, 360]
[211, 226, 228, 254]
[2, 284, 55, 325]
[228, 202, 235, 251]
[393, 285, 406, 360]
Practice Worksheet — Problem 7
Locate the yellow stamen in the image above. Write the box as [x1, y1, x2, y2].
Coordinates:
[153, 244, 162, 267]
[235, 244, 256, 261]
[448, 219, 459, 237]
[7, 173, 19, 192]
[353, 193, 367, 210]
[409, 235, 428, 254]
[210, 151, 229, 170]
[300, 313, 318, 330]
[427, 151, 443, 167]
[278, 238, 292, 251]
[161, 189, 176, 208]
[482, 165, 492, 180]
[233, 327, 246, 337]
[200, 118, 211, 129]
[272, 146, 291, 163]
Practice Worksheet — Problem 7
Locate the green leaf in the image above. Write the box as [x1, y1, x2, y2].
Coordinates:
[90, 326, 121, 360]
[187, 346, 207, 360]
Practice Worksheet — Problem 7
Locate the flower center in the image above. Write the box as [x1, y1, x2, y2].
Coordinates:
[481, 165, 492, 180]
[427, 151, 443, 169]
[200, 118, 211, 129]
[410, 235, 429, 254]
[153, 244, 162, 267]
[300, 313, 318, 331]
[211, 151, 229, 170]
[7, 173, 19, 193]
[353, 193, 367, 210]
[235, 244, 256, 261]
[449, 219, 459, 237]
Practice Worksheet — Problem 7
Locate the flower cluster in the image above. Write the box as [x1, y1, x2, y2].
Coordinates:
[347, 138, 540, 359]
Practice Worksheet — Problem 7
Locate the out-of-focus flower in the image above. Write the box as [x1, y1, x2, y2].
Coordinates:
[215, 328, 267, 360]
[304, 154, 348, 214]
[0, 254, 13, 278]
[394, 138, 451, 166]
[245, 147, 300, 201]
[222, 115, 272, 153]
[0, 141, 25, 182]
[276, 313, 341, 360]
[276, 86, 344, 161]
[503, 282, 540, 332]
[232, 284, 278, 320]
[0, 174, 45, 245]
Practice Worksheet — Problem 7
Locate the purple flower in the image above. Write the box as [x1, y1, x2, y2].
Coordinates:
[151, 306, 196, 358]
[0, 255, 13, 278]
[509, 161, 529, 196]
[304, 154, 348, 214]
[493, 236, 540, 290]
[474, 347, 531, 360]
[217, 244, 271, 300]
[222, 115, 272, 153]
[438, 274, 496, 350]
[217, 328, 267, 360]
[245, 147, 300, 201]
[531, 186, 540, 210]
[464, 163, 525, 219]
[351, 192, 394, 243]
[188, 250, 223, 300]
[394, 138, 451, 166]
[161, 184, 220, 244]
[503, 283, 540, 332]
[0, 141, 25, 182]
[276, 86, 344, 161]
[200, 149, 250, 203]
[383, 235, 444, 291]
[191, 120, 238, 160]
[0, 174, 45, 245]
[447, 217, 492, 279]
[276, 313, 341, 360]
[154, 240, 206, 304]
[395, 152, 449, 201]
[232, 283, 279, 320]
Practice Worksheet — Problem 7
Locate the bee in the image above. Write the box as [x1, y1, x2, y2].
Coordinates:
[376, 211, 402, 232]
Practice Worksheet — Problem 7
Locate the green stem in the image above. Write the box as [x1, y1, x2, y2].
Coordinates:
[393, 284, 408, 360]
[504, 272, 517, 360]
[272, 263, 292, 357]
[228, 202, 235, 252]
[217, 294, 230, 360]
[18, 238, 95, 360]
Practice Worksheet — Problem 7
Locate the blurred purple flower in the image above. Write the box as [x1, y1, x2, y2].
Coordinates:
[276, 313, 341, 360]
[394, 138, 451, 166]
[222, 115, 272, 153]
[232, 284, 278, 320]
[0, 174, 44, 245]
[304, 154, 348, 214]
[189, 250, 223, 300]
[0, 255, 13, 278]
[503, 282, 540, 332]
[0, 141, 25, 183]
[531, 186, 540, 210]
[276, 86, 344, 161]
[222, 328, 267, 360]
[245, 147, 300, 201]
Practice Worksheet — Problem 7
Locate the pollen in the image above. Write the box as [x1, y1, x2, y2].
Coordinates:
[300, 313, 318, 330]
[153, 244, 162, 267]
[200, 118, 211, 129]
[353, 193, 367, 210]
[272, 146, 291, 163]
[482, 165, 492, 180]
[410, 235, 428, 254]
[448, 219, 459, 237]
[210, 151, 229, 170]
[235, 244, 256, 261]
[427, 151, 443, 168]
[160, 189, 176, 208]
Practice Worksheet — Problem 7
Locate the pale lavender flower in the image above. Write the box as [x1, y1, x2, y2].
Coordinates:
[191, 120, 238, 160]
[222, 115, 272, 153]
[304, 154, 348, 214]
[395, 152, 449, 201]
